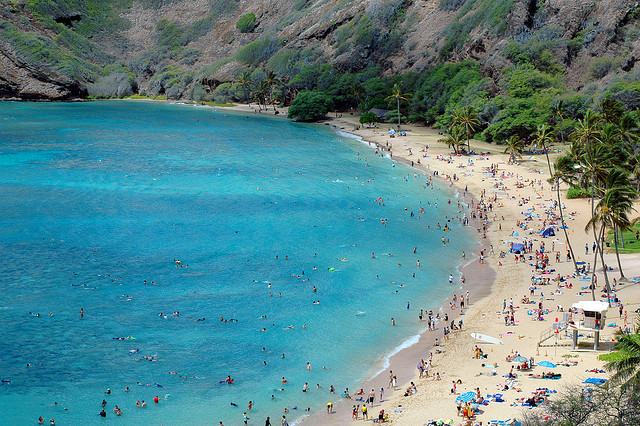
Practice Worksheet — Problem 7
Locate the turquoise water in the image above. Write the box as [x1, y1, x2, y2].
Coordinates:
[0, 101, 474, 425]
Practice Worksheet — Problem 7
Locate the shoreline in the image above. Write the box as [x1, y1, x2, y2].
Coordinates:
[301, 120, 498, 425]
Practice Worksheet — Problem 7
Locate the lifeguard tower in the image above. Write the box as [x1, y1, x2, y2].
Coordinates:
[568, 301, 609, 350]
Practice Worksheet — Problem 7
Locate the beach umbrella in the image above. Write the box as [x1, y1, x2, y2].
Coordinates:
[456, 391, 475, 403]
[538, 361, 556, 368]
[510, 355, 528, 363]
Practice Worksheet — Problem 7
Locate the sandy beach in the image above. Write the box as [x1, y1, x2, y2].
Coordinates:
[310, 113, 640, 425]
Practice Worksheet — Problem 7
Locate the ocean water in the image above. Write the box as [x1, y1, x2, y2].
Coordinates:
[0, 101, 475, 425]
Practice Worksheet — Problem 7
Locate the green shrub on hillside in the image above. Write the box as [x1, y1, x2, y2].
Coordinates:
[502, 64, 563, 98]
[292, 0, 312, 11]
[235, 36, 280, 66]
[606, 80, 640, 110]
[588, 56, 622, 80]
[439, 0, 516, 60]
[502, 39, 565, 75]
[0, 20, 100, 82]
[411, 61, 483, 124]
[237, 13, 257, 33]
[157, 19, 182, 49]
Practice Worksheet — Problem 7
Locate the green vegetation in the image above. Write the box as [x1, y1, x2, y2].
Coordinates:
[606, 222, 640, 254]
[203, 101, 236, 107]
[235, 36, 281, 66]
[566, 187, 591, 199]
[359, 112, 378, 126]
[440, 0, 517, 60]
[287, 91, 334, 121]
[236, 13, 257, 33]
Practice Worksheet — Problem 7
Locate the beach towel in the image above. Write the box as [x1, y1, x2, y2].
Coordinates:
[584, 378, 607, 385]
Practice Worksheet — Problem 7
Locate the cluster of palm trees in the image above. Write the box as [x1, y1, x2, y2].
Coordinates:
[552, 101, 638, 304]
[438, 106, 481, 154]
[459, 100, 639, 300]
[236, 69, 287, 111]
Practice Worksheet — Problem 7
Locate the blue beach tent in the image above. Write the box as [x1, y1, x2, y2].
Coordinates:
[541, 226, 555, 237]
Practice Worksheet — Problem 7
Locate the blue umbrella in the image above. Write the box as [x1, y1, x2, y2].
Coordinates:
[456, 391, 475, 403]
[538, 361, 556, 368]
[511, 355, 528, 363]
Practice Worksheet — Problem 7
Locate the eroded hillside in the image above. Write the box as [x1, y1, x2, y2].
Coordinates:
[0, 0, 639, 105]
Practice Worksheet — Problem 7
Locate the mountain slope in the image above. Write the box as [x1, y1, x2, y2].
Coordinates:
[0, 0, 639, 103]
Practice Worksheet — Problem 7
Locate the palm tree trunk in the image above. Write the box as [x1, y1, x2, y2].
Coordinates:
[591, 237, 598, 302]
[597, 224, 613, 307]
[397, 98, 400, 130]
[542, 144, 579, 274]
[613, 224, 625, 278]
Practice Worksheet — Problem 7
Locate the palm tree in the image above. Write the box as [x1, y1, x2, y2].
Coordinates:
[503, 135, 524, 164]
[237, 70, 253, 106]
[253, 79, 270, 111]
[385, 83, 411, 130]
[351, 82, 364, 112]
[438, 125, 465, 154]
[551, 99, 568, 143]
[597, 170, 637, 279]
[452, 106, 480, 153]
[264, 70, 280, 110]
[572, 110, 603, 289]
[598, 97, 625, 125]
[602, 318, 640, 390]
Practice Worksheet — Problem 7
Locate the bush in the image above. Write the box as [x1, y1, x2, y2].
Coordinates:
[288, 91, 334, 121]
[567, 187, 591, 199]
[360, 112, 378, 126]
[588, 56, 621, 80]
[236, 13, 257, 33]
[235, 36, 280, 66]
[605, 81, 640, 110]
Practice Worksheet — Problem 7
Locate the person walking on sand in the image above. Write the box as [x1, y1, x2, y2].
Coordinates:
[388, 371, 393, 388]
[368, 388, 375, 406]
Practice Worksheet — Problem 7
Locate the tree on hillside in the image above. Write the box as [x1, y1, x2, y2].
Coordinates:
[452, 106, 480, 153]
[385, 83, 411, 129]
[287, 91, 334, 122]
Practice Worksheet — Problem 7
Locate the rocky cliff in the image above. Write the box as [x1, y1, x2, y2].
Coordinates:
[0, 0, 639, 101]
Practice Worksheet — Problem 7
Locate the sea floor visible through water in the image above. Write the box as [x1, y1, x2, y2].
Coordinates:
[0, 100, 477, 425]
